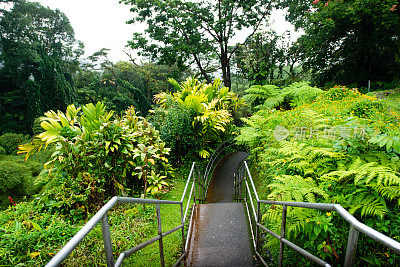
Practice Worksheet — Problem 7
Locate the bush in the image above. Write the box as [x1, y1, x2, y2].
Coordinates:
[237, 85, 400, 265]
[150, 101, 195, 163]
[19, 103, 174, 217]
[349, 99, 385, 118]
[0, 161, 34, 208]
[0, 147, 6, 155]
[0, 133, 29, 155]
[320, 86, 357, 101]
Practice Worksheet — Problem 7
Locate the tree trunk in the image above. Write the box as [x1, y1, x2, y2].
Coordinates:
[220, 45, 231, 88]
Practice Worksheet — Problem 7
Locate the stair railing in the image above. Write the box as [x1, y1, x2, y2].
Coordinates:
[200, 139, 235, 202]
[235, 161, 400, 267]
[46, 162, 202, 267]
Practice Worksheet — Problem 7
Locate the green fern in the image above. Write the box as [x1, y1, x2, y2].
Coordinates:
[322, 159, 400, 218]
[268, 175, 329, 203]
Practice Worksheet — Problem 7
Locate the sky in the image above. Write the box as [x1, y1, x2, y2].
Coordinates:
[36, 0, 303, 63]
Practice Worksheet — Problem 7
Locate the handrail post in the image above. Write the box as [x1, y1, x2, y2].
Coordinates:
[101, 213, 115, 267]
[344, 225, 359, 267]
[279, 205, 287, 267]
[156, 204, 165, 267]
[180, 203, 186, 256]
[198, 168, 202, 202]
[255, 202, 260, 253]
[193, 170, 197, 203]
[233, 173, 237, 201]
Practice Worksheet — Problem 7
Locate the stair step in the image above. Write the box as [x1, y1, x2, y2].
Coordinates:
[186, 202, 255, 266]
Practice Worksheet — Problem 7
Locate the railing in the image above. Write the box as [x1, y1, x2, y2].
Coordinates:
[235, 161, 400, 267]
[46, 162, 202, 267]
[200, 139, 235, 202]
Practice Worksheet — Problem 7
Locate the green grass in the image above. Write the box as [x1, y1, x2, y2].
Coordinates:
[62, 175, 191, 266]
[385, 90, 400, 112]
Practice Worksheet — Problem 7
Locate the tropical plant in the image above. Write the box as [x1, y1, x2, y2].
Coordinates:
[146, 171, 169, 196]
[237, 85, 400, 265]
[243, 82, 323, 111]
[18, 102, 173, 215]
[154, 77, 243, 158]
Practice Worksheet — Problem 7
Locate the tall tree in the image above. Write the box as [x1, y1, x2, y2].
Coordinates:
[0, 0, 82, 133]
[283, 0, 400, 87]
[120, 0, 276, 88]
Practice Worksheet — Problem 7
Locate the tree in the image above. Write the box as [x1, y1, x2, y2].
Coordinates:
[283, 0, 400, 87]
[120, 0, 276, 88]
[0, 0, 82, 133]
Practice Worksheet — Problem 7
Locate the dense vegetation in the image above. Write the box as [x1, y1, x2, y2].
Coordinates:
[0, 0, 399, 265]
[237, 84, 400, 265]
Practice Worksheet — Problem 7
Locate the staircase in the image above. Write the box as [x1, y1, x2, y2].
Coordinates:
[185, 151, 255, 266]
[45, 144, 400, 267]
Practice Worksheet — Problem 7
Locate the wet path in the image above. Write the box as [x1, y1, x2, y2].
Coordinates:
[187, 151, 255, 266]
[206, 151, 249, 203]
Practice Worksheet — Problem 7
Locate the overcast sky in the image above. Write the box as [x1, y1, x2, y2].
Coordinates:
[36, 0, 303, 63]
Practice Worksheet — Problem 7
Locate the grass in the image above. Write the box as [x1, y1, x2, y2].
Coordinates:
[62, 172, 191, 266]
[385, 90, 400, 112]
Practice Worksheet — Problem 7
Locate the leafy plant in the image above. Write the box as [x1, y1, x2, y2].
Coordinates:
[146, 171, 169, 196]
[238, 85, 400, 265]
[0, 133, 30, 155]
[18, 102, 173, 216]
[155, 77, 242, 158]
[243, 82, 322, 111]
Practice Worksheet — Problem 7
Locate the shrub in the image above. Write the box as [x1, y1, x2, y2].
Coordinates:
[150, 100, 195, 163]
[0, 161, 34, 208]
[0, 147, 6, 155]
[243, 82, 323, 111]
[0, 133, 29, 155]
[19, 102, 173, 217]
[349, 99, 385, 118]
[320, 86, 357, 101]
[154, 77, 243, 158]
[237, 86, 400, 265]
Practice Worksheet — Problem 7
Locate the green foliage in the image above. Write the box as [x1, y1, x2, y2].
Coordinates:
[0, 160, 190, 267]
[320, 86, 358, 101]
[146, 171, 169, 196]
[0, 0, 82, 134]
[19, 102, 173, 216]
[0, 201, 77, 266]
[0, 133, 29, 155]
[150, 100, 195, 163]
[0, 147, 6, 156]
[349, 99, 385, 118]
[155, 77, 242, 158]
[284, 0, 400, 87]
[0, 161, 33, 208]
[121, 0, 276, 87]
[238, 85, 400, 265]
[243, 82, 323, 111]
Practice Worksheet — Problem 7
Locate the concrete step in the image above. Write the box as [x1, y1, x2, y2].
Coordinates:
[186, 202, 255, 266]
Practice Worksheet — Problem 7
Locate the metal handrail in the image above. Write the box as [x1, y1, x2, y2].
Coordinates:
[201, 139, 235, 201]
[46, 162, 202, 267]
[235, 161, 400, 267]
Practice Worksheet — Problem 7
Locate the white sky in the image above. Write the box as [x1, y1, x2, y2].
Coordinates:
[36, 0, 303, 63]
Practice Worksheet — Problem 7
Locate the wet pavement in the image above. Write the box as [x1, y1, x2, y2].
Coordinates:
[206, 151, 249, 203]
[186, 151, 255, 266]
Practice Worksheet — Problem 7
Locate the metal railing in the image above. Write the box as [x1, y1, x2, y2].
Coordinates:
[235, 161, 400, 267]
[200, 139, 235, 202]
[46, 162, 202, 267]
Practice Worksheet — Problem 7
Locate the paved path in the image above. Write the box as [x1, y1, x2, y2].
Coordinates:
[186, 151, 255, 266]
[206, 151, 249, 203]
